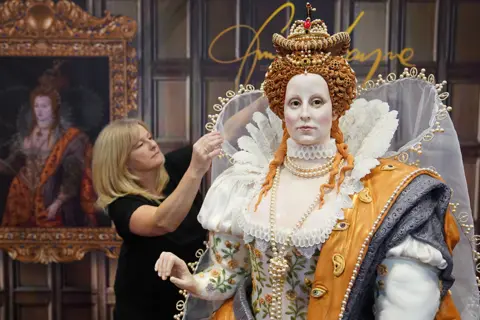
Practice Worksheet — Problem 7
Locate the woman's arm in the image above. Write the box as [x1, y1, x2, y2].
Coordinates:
[128, 132, 223, 237]
[222, 96, 267, 141]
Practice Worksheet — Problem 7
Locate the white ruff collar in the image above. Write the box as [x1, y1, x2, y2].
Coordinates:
[286, 138, 337, 160]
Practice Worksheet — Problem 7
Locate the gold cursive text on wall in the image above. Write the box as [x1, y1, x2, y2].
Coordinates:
[208, 4, 415, 86]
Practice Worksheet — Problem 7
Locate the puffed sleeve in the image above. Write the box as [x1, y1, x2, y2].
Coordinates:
[374, 236, 445, 320]
[192, 231, 250, 301]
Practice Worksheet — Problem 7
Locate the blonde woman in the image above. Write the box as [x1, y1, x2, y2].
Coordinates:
[92, 118, 222, 320]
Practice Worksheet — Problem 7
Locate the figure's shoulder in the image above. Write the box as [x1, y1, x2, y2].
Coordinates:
[364, 158, 444, 194]
[369, 158, 417, 176]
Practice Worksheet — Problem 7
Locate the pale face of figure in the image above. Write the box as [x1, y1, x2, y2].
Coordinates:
[284, 73, 334, 145]
[127, 125, 165, 173]
[34, 95, 54, 124]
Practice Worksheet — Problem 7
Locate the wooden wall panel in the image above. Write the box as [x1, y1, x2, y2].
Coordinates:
[17, 306, 49, 320]
[17, 263, 49, 287]
[0, 251, 117, 320]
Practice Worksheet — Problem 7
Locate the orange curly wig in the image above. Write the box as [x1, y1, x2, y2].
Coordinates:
[255, 52, 357, 210]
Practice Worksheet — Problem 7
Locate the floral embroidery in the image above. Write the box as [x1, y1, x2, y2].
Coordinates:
[194, 232, 250, 299]
[207, 269, 237, 293]
[248, 241, 320, 320]
[258, 293, 272, 318]
[300, 251, 319, 295]
[285, 251, 309, 319]
[377, 264, 388, 276]
[249, 244, 267, 317]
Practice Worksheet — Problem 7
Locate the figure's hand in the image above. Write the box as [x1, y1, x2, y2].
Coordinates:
[188, 132, 223, 177]
[46, 200, 62, 220]
[155, 252, 197, 293]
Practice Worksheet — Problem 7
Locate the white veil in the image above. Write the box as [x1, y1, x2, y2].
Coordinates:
[357, 68, 480, 319]
[177, 70, 479, 319]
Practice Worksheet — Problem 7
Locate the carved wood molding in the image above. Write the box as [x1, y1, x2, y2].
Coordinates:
[0, 0, 136, 39]
[0, 228, 121, 263]
[0, 0, 136, 263]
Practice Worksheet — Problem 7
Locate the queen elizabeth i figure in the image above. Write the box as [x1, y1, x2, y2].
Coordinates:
[156, 4, 479, 320]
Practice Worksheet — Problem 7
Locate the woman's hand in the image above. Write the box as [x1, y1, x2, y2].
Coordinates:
[188, 132, 223, 178]
[155, 252, 198, 294]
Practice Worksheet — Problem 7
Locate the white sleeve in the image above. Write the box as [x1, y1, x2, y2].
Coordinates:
[198, 109, 281, 235]
[374, 236, 445, 320]
[197, 165, 259, 236]
[192, 232, 250, 301]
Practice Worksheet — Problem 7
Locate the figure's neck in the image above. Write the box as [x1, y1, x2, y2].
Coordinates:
[286, 138, 337, 167]
[37, 119, 54, 130]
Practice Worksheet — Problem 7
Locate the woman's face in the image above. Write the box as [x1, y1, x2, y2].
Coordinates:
[284, 73, 333, 145]
[34, 95, 54, 123]
[127, 125, 165, 173]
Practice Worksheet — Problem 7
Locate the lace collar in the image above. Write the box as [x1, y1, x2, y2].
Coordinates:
[286, 138, 337, 160]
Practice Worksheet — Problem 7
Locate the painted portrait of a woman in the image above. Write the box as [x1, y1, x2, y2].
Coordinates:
[0, 59, 109, 227]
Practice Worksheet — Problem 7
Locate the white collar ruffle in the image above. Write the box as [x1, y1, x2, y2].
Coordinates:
[286, 138, 337, 160]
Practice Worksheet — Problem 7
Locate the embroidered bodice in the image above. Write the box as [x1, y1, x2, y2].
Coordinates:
[248, 239, 319, 320]
[241, 137, 339, 319]
[195, 232, 320, 320]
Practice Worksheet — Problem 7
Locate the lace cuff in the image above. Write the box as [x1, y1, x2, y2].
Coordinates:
[193, 232, 250, 301]
[374, 257, 441, 320]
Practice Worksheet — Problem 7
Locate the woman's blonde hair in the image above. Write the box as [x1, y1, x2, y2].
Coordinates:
[92, 118, 169, 209]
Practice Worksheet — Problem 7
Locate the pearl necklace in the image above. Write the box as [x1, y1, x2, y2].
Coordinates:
[284, 156, 334, 178]
[267, 166, 327, 320]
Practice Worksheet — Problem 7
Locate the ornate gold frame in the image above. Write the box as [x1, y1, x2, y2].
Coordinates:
[0, 0, 137, 263]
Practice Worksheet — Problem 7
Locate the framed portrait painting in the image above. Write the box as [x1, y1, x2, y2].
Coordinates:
[0, 0, 137, 263]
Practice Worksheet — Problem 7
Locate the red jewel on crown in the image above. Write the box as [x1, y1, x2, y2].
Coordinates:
[304, 19, 311, 30]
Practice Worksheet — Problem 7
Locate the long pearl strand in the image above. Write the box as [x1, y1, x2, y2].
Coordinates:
[267, 166, 328, 320]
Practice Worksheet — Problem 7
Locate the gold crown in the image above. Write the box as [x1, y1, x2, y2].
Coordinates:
[271, 3, 350, 59]
[288, 19, 329, 39]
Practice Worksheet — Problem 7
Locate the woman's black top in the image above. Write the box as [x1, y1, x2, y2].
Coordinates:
[107, 146, 206, 320]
